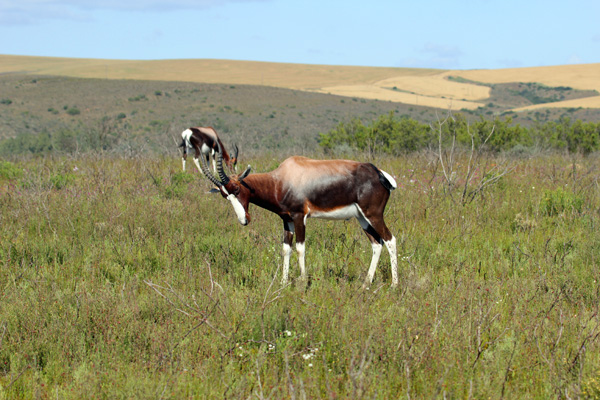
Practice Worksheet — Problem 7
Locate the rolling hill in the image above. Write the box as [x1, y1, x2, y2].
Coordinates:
[2, 55, 599, 112]
[1, 55, 600, 155]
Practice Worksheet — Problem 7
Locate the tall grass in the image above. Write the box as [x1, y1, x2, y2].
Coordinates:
[1, 153, 600, 398]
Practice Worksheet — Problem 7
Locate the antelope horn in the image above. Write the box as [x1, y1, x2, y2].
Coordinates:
[216, 141, 230, 185]
[199, 153, 222, 187]
[232, 144, 239, 160]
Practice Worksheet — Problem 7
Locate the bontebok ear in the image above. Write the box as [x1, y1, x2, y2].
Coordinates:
[239, 165, 251, 180]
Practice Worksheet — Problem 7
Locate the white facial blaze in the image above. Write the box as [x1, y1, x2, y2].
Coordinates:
[227, 194, 247, 225]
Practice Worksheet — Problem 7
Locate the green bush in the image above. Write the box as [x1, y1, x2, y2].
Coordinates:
[0, 161, 22, 181]
[164, 171, 195, 199]
[540, 188, 584, 216]
[49, 172, 75, 190]
[128, 94, 148, 102]
[319, 112, 432, 154]
[66, 107, 81, 116]
[319, 112, 600, 155]
[0, 131, 53, 155]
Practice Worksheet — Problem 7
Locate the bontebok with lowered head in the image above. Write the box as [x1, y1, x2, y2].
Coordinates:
[200, 145, 398, 288]
[179, 126, 238, 174]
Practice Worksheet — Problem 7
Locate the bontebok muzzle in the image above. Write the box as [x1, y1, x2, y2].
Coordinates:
[199, 142, 251, 225]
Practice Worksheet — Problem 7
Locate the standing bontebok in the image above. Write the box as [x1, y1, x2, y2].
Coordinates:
[200, 145, 399, 288]
[179, 127, 238, 174]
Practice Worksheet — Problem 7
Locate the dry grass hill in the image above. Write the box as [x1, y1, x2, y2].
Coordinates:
[2, 55, 599, 112]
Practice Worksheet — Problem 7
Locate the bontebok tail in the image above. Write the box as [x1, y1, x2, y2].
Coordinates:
[369, 164, 397, 192]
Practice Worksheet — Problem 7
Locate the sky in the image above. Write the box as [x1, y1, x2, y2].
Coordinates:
[0, 0, 599, 70]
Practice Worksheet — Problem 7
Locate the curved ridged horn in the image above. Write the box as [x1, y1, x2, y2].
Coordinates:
[239, 165, 251, 180]
[199, 154, 223, 187]
[232, 144, 239, 160]
[216, 141, 230, 185]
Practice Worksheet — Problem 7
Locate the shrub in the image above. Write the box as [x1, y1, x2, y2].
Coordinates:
[49, 172, 75, 190]
[539, 188, 584, 216]
[128, 95, 148, 102]
[0, 161, 22, 181]
[0, 131, 53, 155]
[164, 172, 195, 199]
[319, 112, 433, 154]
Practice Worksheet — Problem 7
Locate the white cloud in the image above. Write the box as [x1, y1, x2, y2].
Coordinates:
[496, 58, 523, 69]
[420, 42, 463, 59]
[0, 0, 269, 24]
[567, 54, 583, 64]
[404, 42, 464, 69]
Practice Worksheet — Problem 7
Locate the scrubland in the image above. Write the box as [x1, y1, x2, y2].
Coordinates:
[1, 151, 600, 398]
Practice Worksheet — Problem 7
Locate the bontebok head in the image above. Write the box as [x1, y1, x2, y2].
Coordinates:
[200, 145, 399, 289]
[198, 142, 251, 225]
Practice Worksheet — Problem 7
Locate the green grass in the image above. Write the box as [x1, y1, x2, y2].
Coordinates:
[1, 153, 600, 398]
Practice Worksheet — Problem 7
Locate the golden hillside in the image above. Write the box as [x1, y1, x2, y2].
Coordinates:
[1, 54, 599, 111]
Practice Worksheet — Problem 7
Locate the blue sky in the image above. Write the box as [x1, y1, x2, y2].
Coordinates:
[1, 0, 598, 70]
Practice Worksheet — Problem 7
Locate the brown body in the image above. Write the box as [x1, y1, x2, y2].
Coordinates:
[200, 151, 398, 288]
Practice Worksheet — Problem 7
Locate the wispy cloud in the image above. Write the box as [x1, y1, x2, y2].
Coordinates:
[496, 58, 523, 69]
[397, 42, 464, 69]
[0, 0, 268, 25]
[419, 42, 463, 68]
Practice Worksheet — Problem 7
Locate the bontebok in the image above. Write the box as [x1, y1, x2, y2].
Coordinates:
[179, 126, 238, 174]
[200, 145, 398, 288]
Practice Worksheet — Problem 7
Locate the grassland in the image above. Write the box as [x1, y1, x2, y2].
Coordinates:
[1, 55, 600, 398]
[1, 151, 600, 398]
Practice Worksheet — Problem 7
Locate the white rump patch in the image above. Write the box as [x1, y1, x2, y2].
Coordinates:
[181, 129, 193, 147]
[380, 169, 397, 189]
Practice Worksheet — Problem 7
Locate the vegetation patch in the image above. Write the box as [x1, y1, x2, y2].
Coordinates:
[319, 112, 600, 155]
[0, 160, 22, 181]
[1, 153, 599, 398]
[448, 76, 599, 110]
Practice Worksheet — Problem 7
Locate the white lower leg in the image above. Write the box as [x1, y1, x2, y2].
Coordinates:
[182, 158, 186, 171]
[212, 159, 217, 173]
[193, 158, 204, 175]
[282, 243, 292, 285]
[296, 242, 306, 281]
[363, 242, 383, 288]
[384, 236, 398, 287]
